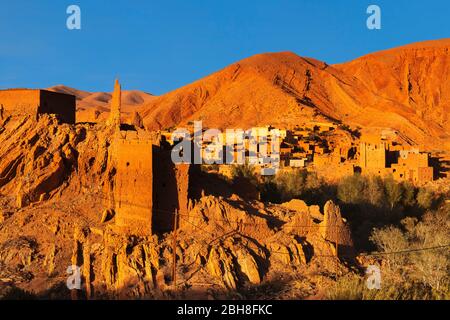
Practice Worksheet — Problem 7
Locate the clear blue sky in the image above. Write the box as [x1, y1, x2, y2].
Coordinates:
[0, 0, 448, 94]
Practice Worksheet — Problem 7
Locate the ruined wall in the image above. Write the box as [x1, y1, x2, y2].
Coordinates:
[110, 128, 191, 236]
[0, 89, 75, 124]
[390, 152, 433, 183]
[359, 142, 386, 168]
[0, 89, 40, 116]
[313, 153, 341, 167]
[417, 167, 433, 183]
[391, 166, 433, 183]
[112, 139, 191, 235]
[39, 90, 76, 124]
[107, 80, 121, 128]
[391, 165, 411, 181]
[152, 146, 191, 234]
[398, 152, 429, 168]
[113, 133, 153, 236]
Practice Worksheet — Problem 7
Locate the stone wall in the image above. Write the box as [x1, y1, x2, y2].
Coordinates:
[398, 152, 429, 168]
[359, 142, 386, 168]
[320, 200, 354, 259]
[107, 78, 191, 236]
[390, 152, 433, 183]
[113, 133, 153, 236]
[0, 89, 75, 124]
[0, 89, 40, 116]
[417, 166, 433, 182]
[39, 90, 76, 124]
[152, 145, 191, 234]
[111, 133, 191, 235]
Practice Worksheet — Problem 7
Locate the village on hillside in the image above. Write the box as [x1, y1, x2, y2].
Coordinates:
[0, 78, 448, 300]
[160, 120, 441, 185]
[0, 84, 444, 188]
[1, 0, 450, 303]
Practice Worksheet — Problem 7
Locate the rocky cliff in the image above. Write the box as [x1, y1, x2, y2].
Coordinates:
[0, 116, 353, 299]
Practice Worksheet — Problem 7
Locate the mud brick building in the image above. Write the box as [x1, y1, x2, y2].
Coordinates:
[0, 89, 76, 124]
[108, 80, 191, 236]
[359, 142, 434, 184]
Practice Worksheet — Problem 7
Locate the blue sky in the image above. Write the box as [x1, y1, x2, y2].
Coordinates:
[0, 0, 448, 94]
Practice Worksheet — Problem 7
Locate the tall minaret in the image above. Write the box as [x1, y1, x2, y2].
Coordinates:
[108, 79, 121, 128]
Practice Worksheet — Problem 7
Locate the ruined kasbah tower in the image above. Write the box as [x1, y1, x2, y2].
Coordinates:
[107, 80, 190, 236]
[107, 79, 122, 128]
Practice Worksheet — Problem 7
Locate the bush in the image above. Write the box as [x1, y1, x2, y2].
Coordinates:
[327, 274, 366, 300]
[369, 205, 450, 296]
[272, 169, 308, 201]
[370, 226, 409, 272]
[260, 169, 329, 204]
[201, 164, 219, 173]
[0, 286, 36, 300]
[416, 187, 435, 209]
[335, 174, 443, 252]
[230, 164, 259, 186]
[337, 174, 420, 213]
[365, 175, 385, 206]
[337, 174, 366, 205]
[383, 176, 403, 210]
[260, 181, 281, 203]
[329, 272, 447, 300]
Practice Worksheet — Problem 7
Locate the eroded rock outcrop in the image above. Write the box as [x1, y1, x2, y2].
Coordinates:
[0, 115, 355, 299]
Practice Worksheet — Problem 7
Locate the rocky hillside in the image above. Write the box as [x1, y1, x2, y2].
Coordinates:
[139, 39, 450, 152]
[0, 116, 354, 299]
[335, 39, 450, 148]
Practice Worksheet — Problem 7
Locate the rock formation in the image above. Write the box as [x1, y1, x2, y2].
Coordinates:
[0, 112, 354, 297]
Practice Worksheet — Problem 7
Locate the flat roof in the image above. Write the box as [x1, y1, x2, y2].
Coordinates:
[0, 88, 75, 97]
[0, 88, 40, 91]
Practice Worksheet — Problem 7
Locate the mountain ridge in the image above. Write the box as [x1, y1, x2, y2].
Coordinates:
[44, 39, 450, 151]
[137, 39, 450, 151]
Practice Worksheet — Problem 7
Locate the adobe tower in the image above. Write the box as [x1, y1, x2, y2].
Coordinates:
[108, 79, 121, 128]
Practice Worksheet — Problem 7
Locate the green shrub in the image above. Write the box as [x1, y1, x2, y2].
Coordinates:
[230, 164, 259, 186]
[327, 274, 366, 300]
[260, 169, 328, 204]
[337, 174, 366, 205]
[384, 176, 403, 210]
[337, 174, 418, 212]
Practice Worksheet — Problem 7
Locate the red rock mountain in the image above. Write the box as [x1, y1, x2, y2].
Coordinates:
[139, 39, 450, 151]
